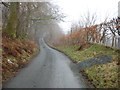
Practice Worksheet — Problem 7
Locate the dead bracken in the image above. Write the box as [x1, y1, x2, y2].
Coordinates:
[2, 33, 39, 84]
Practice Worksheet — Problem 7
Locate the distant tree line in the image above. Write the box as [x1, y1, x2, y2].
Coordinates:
[57, 13, 120, 49]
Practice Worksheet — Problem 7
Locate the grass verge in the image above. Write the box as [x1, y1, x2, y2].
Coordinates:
[55, 44, 119, 88]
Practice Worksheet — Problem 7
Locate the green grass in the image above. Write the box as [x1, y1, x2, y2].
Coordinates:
[55, 44, 119, 88]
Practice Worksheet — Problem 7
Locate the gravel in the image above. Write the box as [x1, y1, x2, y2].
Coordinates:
[73, 55, 113, 71]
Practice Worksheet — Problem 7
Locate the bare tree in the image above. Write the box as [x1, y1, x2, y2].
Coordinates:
[2, 2, 65, 41]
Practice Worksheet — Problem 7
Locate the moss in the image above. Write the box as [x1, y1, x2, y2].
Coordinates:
[4, 2, 18, 38]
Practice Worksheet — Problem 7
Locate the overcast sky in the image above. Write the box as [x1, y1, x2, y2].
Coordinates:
[52, 0, 120, 34]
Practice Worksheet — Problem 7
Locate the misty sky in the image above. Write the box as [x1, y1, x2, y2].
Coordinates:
[52, 0, 120, 34]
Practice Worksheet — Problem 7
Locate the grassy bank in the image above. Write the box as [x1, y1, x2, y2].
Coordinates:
[55, 44, 119, 88]
[2, 34, 40, 84]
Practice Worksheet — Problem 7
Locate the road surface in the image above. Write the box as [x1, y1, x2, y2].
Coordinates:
[3, 38, 88, 88]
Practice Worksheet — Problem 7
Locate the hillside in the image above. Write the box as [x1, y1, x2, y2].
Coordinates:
[2, 33, 39, 84]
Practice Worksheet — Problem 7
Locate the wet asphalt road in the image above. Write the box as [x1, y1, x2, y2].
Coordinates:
[3, 38, 88, 88]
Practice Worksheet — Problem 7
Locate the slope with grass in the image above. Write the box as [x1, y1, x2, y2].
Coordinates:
[55, 43, 119, 88]
[2, 33, 39, 84]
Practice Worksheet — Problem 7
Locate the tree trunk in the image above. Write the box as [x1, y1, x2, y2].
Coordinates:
[112, 35, 115, 47]
[118, 37, 120, 49]
[4, 2, 19, 38]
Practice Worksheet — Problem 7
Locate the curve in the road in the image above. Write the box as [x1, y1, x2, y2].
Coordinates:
[3, 38, 88, 88]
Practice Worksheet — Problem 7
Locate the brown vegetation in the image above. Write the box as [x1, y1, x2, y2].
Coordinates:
[2, 33, 39, 83]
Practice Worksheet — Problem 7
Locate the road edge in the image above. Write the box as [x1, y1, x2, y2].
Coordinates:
[44, 42, 94, 88]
